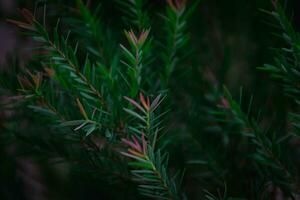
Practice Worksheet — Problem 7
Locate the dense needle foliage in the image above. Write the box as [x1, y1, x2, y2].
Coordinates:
[1, 0, 300, 199]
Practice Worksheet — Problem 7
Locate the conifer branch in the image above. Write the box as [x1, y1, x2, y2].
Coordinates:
[115, 0, 149, 30]
[260, 3, 300, 139]
[9, 9, 107, 109]
[121, 93, 180, 199]
[120, 30, 151, 97]
[160, 0, 197, 85]
[124, 93, 166, 144]
[215, 87, 298, 196]
[121, 133, 180, 200]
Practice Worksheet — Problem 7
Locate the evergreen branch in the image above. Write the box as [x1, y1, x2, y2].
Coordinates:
[41, 33, 107, 108]
[12, 13, 113, 138]
[18, 67, 113, 138]
[72, 0, 117, 66]
[260, 2, 300, 138]
[16, 70, 130, 182]
[115, 0, 149, 30]
[76, 0, 103, 43]
[160, 0, 198, 85]
[121, 30, 150, 97]
[17, 70, 67, 123]
[216, 87, 297, 196]
[121, 93, 179, 199]
[9, 9, 107, 109]
[260, 3, 300, 101]
[121, 133, 180, 200]
[124, 93, 166, 144]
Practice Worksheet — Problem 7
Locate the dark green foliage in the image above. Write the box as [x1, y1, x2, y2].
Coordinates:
[213, 87, 297, 197]
[1, 0, 300, 199]
[260, 3, 300, 140]
[115, 0, 150, 30]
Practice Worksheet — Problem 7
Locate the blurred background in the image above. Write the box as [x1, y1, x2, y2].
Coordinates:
[1, 0, 300, 199]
